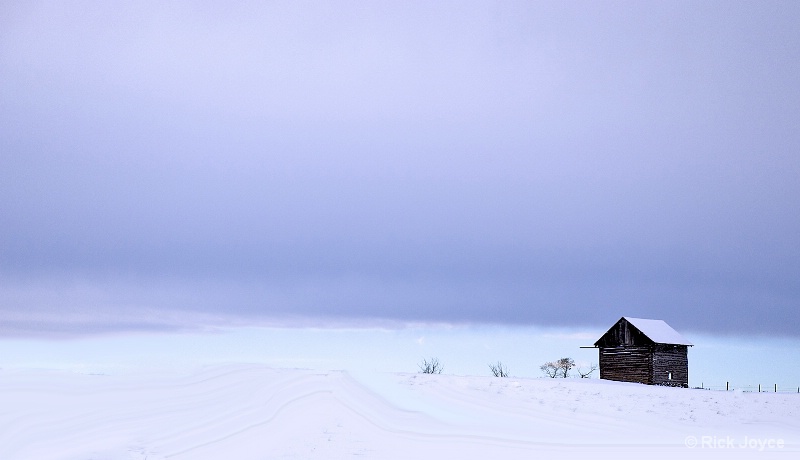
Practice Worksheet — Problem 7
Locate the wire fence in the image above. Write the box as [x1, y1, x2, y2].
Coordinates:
[692, 382, 800, 393]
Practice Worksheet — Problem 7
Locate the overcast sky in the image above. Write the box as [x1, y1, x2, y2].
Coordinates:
[2, 1, 799, 338]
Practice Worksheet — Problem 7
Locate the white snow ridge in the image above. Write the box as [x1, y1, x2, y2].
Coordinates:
[1, 364, 796, 459]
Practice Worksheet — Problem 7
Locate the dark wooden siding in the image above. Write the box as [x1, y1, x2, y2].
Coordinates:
[651, 344, 689, 387]
[599, 346, 652, 384]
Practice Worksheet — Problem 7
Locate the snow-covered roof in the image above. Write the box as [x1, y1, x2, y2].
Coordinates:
[624, 317, 693, 346]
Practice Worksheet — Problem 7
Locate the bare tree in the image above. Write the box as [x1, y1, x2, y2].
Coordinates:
[577, 363, 598, 378]
[488, 361, 510, 377]
[558, 357, 575, 378]
[418, 357, 443, 374]
[540, 361, 560, 378]
[540, 357, 576, 378]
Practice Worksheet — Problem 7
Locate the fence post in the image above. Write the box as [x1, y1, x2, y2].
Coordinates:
[758, 384, 761, 393]
[775, 384, 777, 393]
[726, 381, 729, 391]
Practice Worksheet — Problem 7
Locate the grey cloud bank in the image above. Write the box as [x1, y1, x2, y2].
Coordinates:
[1, 1, 799, 337]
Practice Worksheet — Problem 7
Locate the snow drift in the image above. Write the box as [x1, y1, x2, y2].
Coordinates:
[1, 364, 796, 459]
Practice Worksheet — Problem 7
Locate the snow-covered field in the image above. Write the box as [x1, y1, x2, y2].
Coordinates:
[1, 364, 797, 459]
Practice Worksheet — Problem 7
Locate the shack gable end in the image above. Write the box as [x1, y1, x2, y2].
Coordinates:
[594, 318, 654, 348]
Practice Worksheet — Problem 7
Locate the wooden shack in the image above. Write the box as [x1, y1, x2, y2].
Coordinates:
[592, 317, 692, 387]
